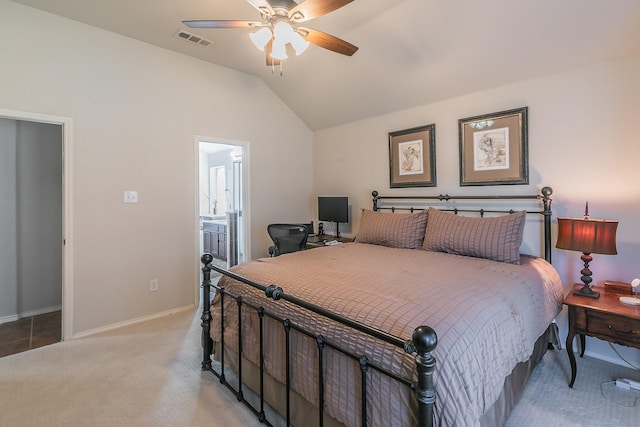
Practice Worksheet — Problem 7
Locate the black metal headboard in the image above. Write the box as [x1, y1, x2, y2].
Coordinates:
[371, 187, 554, 263]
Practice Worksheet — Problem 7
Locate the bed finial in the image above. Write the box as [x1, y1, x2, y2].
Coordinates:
[201, 253, 213, 265]
[411, 325, 437, 427]
[372, 190, 380, 211]
[411, 325, 437, 355]
[265, 284, 284, 300]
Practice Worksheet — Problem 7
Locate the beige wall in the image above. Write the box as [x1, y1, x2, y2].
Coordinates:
[314, 55, 640, 364]
[4, 1, 639, 365]
[0, 2, 313, 335]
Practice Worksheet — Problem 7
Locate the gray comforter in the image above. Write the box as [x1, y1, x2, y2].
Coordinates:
[211, 242, 563, 426]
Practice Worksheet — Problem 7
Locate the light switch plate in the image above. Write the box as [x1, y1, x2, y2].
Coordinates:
[124, 191, 138, 204]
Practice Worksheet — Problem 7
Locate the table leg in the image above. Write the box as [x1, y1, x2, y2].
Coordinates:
[579, 334, 586, 357]
[566, 310, 577, 388]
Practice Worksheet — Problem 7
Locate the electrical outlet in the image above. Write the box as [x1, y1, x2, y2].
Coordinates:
[150, 279, 159, 292]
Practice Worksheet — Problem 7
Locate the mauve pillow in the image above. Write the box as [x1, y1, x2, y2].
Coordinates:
[423, 207, 526, 264]
[355, 209, 428, 249]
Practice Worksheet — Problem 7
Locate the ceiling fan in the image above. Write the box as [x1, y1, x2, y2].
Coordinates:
[183, 0, 358, 66]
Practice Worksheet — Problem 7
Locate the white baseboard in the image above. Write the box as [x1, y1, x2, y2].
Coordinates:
[583, 349, 640, 369]
[71, 304, 196, 339]
[0, 314, 19, 325]
[0, 306, 62, 324]
[20, 305, 62, 318]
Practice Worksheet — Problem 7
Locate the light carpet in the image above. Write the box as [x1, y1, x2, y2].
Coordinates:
[0, 308, 261, 427]
[505, 344, 640, 426]
[1, 307, 639, 426]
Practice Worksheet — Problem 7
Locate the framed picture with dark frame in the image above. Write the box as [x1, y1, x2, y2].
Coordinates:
[458, 107, 528, 186]
[389, 124, 436, 188]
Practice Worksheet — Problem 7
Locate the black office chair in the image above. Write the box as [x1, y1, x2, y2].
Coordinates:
[299, 220, 314, 236]
[267, 224, 309, 257]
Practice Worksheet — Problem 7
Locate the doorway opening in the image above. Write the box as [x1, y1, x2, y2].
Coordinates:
[0, 109, 72, 354]
[197, 138, 248, 301]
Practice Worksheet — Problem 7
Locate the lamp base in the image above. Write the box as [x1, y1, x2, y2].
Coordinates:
[573, 285, 600, 299]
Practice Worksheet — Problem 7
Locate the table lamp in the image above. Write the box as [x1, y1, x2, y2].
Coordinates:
[556, 203, 618, 298]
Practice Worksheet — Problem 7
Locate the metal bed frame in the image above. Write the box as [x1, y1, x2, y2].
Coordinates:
[199, 186, 553, 427]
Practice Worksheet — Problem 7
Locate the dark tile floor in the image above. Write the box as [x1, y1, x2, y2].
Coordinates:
[0, 311, 61, 358]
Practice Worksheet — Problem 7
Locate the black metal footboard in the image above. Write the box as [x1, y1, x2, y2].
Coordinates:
[200, 253, 438, 427]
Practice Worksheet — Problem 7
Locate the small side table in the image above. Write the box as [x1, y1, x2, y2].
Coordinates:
[564, 283, 640, 387]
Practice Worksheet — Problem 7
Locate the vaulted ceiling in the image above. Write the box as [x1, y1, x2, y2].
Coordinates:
[10, 0, 640, 130]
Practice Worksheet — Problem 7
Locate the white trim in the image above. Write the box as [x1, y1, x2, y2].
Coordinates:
[0, 305, 62, 324]
[242, 143, 251, 259]
[71, 304, 196, 339]
[0, 314, 19, 325]
[19, 305, 62, 319]
[194, 137, 203, 306]
[0, 108, 73, 342]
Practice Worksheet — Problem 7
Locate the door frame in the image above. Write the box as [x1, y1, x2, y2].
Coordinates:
[0, 108, 73, 341]
[194, 135, 250, 304]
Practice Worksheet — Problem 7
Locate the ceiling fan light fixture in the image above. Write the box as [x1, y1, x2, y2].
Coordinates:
[271, 38, 288, 60]
[271, 21, 309, 57]
[273, 21, 294, 41]
[249, 27, 272, 51]
[290, 31, 310, 55]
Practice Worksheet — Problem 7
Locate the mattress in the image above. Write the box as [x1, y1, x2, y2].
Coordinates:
[210, 242, 563, 427]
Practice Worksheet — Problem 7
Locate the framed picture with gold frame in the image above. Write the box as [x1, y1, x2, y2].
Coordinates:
[458, 107, 528, 186]
[389, 124, 436, 188]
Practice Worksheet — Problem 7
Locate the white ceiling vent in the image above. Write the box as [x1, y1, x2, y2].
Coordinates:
[174, 30, 213, 47]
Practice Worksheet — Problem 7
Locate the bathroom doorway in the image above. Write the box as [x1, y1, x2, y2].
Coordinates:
[197, 137, 248, 299]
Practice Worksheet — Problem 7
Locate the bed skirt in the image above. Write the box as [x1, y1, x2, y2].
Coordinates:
[212, 325, 554, 427]
[479, 325, 552, 426]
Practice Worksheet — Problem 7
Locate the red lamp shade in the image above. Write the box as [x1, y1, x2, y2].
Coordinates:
[556, 217, 618, 255]
[556, 215, 618, 299]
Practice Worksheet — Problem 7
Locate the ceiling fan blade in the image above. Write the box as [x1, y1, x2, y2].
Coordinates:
[246, 0, 275, 17]
[182, 20, 260, 29]
[265, 38, 281, 66]
[289, 0, 353, 23]
[298, 27, 358, 56]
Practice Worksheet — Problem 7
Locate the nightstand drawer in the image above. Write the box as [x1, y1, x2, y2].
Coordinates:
[587, 311, 640, 346]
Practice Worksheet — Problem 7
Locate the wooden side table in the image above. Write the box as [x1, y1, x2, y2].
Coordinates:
[564, 284, 640, 387]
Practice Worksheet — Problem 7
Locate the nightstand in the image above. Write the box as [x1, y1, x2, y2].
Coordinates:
[564, 283, 640, 387]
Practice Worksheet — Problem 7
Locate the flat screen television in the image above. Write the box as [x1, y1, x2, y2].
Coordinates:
[318, 196, 348, 237]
